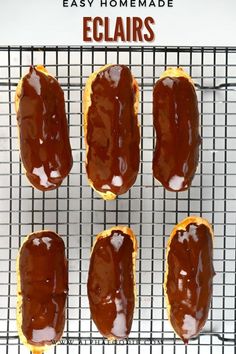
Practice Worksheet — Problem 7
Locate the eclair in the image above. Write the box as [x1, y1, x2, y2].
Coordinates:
[153, 68, 201, 191]
[164, 216, 215, 343]
[17, 230, 68, 354]
[87, 226, 137, 339]
[15, 65, 73, 191]
[84, 64, 140, 200]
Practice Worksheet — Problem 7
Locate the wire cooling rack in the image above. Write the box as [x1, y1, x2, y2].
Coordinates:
[0, 46, 236, 354]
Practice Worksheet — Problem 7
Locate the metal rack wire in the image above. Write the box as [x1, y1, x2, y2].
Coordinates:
[0, 46, 235, 354]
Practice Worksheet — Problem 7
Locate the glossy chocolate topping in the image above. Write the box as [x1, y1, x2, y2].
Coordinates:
[153, 73, 200, 191]
[165, 222, 214, 343]
[87, 229, 136, 339]
[15, 66, 73, 191]
[86, 65, 140, 198]
[18, 231, 68, 347]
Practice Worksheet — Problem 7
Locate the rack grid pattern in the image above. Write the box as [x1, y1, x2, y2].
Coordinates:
[0, 46, 236, 354]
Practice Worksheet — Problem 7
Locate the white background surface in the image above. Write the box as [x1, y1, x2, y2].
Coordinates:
[0, 0, 235, 46]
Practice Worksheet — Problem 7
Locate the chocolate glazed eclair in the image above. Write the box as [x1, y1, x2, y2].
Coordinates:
[17, 231, 68, 354]
[87, 226, 137, 339]
[164, 217, 215, 344]
[84, 64, 140, 200]
[15, 65, 73, 191]
[153, 68, 201, 192]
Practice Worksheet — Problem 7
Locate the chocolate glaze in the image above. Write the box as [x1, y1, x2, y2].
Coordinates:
[165, 222, 215, 343]
[87, 229, 136, 339]
[18, 231, 68, 347]
[153, 74, 201, 191]
[86, 65, 140, 197]
[15, 66, 73, 191]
